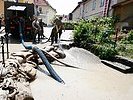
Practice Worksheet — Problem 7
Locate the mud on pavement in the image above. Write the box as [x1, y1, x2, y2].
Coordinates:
[30, 47, 133, 100]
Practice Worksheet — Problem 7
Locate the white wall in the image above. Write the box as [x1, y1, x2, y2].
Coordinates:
[71, 0, 126, 21]
[84, 0, 104, 19]
[38, 5, 56, 26]
[72, 6, 82, 22]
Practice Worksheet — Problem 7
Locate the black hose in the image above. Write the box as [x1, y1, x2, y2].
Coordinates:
[19, 22, 64, 83]
[20, 33, 32, 50]
[33, 46, 64, 83]
[41, 33, 51, 43]
[41, 49, 83, 69]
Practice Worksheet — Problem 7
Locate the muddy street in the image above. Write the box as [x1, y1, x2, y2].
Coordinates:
[30, 47, 133, 100]
[0, 27, 133, 100]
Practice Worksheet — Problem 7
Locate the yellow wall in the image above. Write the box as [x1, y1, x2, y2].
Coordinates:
[0, 0, 4, 17]
[19, 0, 34, 3]
[0, 0, 33, 17]
[27, 0, 34, 3]
[19, 0, 25, 3]
[114, 2, 133, 27]
[114, 2, 133, 25]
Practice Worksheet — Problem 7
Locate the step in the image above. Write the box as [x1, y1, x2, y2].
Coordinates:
[115, 55, 133, 68]
[101, 60, 133, 73]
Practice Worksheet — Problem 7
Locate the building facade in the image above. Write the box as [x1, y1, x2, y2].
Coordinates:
[0, 0, 56, 26]
[18, 0, 34, 3]
[0, 1, 4, 18]
[83, 0, 105, 20]
[72, 0, 113, 21]
[34, 0, 57, 26]
[113, 0, 133, 26]
[0, 0, 34, 18]
[71, 0, 133, 27]
[71, 2, 84, 22]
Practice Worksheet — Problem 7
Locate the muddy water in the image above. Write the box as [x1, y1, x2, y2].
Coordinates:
[30, 47, 133, 100]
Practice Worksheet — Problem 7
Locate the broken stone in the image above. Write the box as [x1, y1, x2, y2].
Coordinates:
[10, 56, 25, 64]
[43, 45, 54, 52]
[11, 52, 32, 59]
[23, 64, 37, 80]
[15, 82, 34, 100]
[54, 49, 66, 59]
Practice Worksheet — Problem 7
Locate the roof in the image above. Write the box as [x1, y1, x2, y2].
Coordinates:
[34, 0, 47, 6]
[71, 1, 83, 13]
[112, 0, 133, 8]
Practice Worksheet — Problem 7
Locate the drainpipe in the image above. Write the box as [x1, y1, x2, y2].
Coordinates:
[103, 0, 109, 17]
[107, 0, 111, 17]
[82, 1, 85, 19]
[103, 0, 111, 17]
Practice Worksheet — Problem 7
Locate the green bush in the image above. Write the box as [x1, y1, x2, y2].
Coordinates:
[73, 20, 95, 46]
[63, 22, 77, 30]
[127, 30, 133, 44]
[73, 17, 116, 46]
[91, 44, 118, 59]
[73, 17, 118, 59]
[120, 30, 133, 44]
[117, 44, 133, 59]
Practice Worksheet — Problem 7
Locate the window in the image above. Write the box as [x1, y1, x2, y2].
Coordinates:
[80, 8, 82, 15]
[92, 0, 96, 10]
[85, 5, 88, 13]
[39, 7, 42, 14]
[100, 0, 104, 7]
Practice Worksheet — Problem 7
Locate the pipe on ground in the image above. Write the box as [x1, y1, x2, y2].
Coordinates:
[32, 46, 64, 83]
[19, 23, 64, 83]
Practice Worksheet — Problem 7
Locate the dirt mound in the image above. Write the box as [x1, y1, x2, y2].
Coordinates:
[61, 47, 101, 69]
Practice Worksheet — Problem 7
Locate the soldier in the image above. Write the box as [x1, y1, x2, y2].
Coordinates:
[5, 17, 10, 34]
[38, 18, 45, 39]
[32, 16, 41, 44]
[50, 17, 65, 45]
[57, 16, 65, 39]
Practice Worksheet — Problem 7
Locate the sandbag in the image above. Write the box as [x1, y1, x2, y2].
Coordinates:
[15, 82, 34, 100]
[24, 63, 37, 80]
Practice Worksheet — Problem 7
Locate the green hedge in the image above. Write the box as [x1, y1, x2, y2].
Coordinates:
[63, 22, 77, 30]
[91, 44, 118, 59]
[73, 17, 119, 59]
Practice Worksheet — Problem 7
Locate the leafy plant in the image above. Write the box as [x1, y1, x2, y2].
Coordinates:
[63, 22, 76, 30]
[119, 30, 133, 44]
[127, 30, 133, 44]
[91, 44, 118, 59]
[73, 17, 119, 59]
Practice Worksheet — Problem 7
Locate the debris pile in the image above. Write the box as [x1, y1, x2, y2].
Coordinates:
[41, 45, 66, 62]
[0, 45, 66, 100]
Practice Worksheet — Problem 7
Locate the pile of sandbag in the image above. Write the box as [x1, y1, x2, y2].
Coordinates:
[0, 51, 37, 100]
[0, 45, 66, 100]
[41, 45, 66, 62]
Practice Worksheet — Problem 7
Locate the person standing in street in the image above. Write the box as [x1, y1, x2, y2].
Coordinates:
[19, 17, 25, 34]
[58, 16, 65, 39]
[32, 16, 41, 44]
[38, 18, 45, 39]
[50, 18, 59, 45]
[50, 16, 65, 45]
[50, 25, 58, 45]
[5, 17, 10, 34]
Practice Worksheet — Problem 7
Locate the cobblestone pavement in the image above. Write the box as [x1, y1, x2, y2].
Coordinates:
[1, 27, 133, 100]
